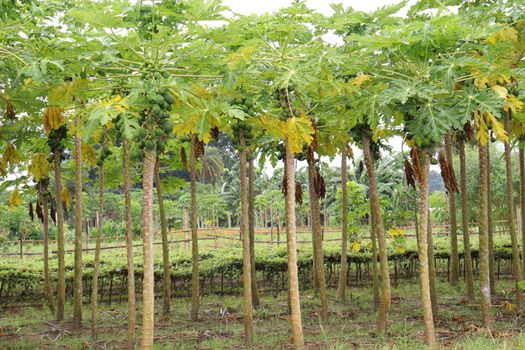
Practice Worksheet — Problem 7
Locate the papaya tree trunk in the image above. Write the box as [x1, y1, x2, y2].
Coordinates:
[141, 149, 156, 350]
[155, 156, 171, 319]
[73, 123, 83, 330]
[370, 212, 380, 309]
[487, 146, 495, 292]
[190, 135, 200, 321]
[123, 139, 136, 350]
[362, 133, 391, 335]
[520, 146, 525, 275]
[40, 182, 55, 314]
[284, 140, 304, 349]
[248, 157, 260, 308]
[53, 152, 65, 322]
[427, 209, 438, 320]
[459, 139, 475, 302]
[415, 149, 436, 347]
[240, 133, 254, 346]
[478, 143, 493, 328]
[445, 133, 459, 285]
[91, 162, 104, 339]
[336, 146, 348, 300]
[306, 142, 328, 323]
[503, 111, 524, 309]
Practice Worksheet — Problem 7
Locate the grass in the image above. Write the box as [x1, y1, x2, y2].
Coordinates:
[1, 278, 524, 349]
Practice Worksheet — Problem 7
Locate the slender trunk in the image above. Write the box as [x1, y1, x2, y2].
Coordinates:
[487, 146, 495, 291]
[445, 133, 459, 285]
[91, 163, 104, 338]
[459, 140, 475, 302]
[337, 146, 349, 300]
[416, 149, 436, 347]
[240, 133, 254, 346]
[183, 207, 190, 250]
[362, 134, 391, 335]
[141, 149, 156, 350]
[248, 157, 260, 308]
[73, 124, 83, 329]
[478, 144, 493, 328]
[40, 182, 55, 314]
[190, 135, 200, 321]
[520, 147, 525, 275]
[155, 156, 171, 318]
[284, 140, 305, 349]
[306, 143, 328, 323]
[370, 211, 380, 309]
[54, 152, 65, 322]
[427, 209, 438, 320]
[503, 112, 524, 309]
[123, 139, 136, 350]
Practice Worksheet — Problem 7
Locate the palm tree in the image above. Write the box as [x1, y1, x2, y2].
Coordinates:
[197, 146, 224, 184]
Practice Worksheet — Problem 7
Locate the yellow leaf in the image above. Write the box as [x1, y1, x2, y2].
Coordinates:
[503, 301, 516, 312]
[492, 85, 508, 99]
[43, 107, 65, 133]
[8, 188, 22, 212]
[474, 111, 489, 146]
[395, 246, 406, 254]
[282, 115, 314, 154]
[487, 112, 508, 143]
[488, 27, 518, 44]
[505, 94, 524, 114]
[350, 240, 361, 253]
[2, 143, 20, 166]
[388, 227, 405, 238]
[62, 187, 71, 211]
[257, 113, 284, 140]
[28, 153, 49, 181]
[173, 113, 200, 137]
[82, 144, 97, 167]
[350, 74, 371, 87]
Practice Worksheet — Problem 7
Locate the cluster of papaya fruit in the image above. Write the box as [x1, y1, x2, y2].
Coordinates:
[133, 88, 175, 157]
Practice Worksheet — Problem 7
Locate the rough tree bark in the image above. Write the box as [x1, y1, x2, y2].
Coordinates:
[284, 140, 305, 349]
[306, 142, 328, 323]
[123, 139, 136, 349]
[240, 133, 254, 346]
[73, 122, 83, 330]
[415, 149, 436, 347]
[362, 133, 391, 335]
[141, 149, 156, 349]
[248, 157, 260, 308]
[427, 209, 438, 321]
[91, 162, 104, 338]
[155, 156, 171, 319]
[190, 135, 200, 321]
[478, 144, 493, 328]
[40, 182, 55, 314]
[487, 146, 495, 291]
[520, 146, 525, 275]
[53, 152, 65, 322]
[503, 112, 524, 309]
[336, 146, 349, 300]
[459, 139, 475, 302]
[444, 133, 459, 285]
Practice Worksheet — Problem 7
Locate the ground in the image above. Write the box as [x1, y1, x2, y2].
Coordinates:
[1, 279, 524, 349]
